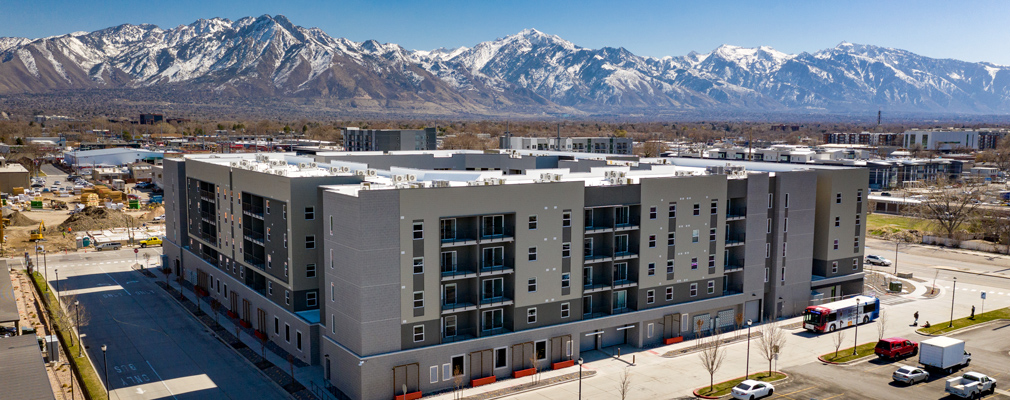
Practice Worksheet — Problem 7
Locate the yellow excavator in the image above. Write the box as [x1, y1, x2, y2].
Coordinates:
[30, 220, 44, 241]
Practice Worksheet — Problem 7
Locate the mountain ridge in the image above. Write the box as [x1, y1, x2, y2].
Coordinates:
[2, 14, 1010, 116]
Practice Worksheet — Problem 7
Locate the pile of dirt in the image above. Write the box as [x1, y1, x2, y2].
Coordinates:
[5, 211, 40, 226]
[140, 205, 165, 221]
[58, 206, 139, 232]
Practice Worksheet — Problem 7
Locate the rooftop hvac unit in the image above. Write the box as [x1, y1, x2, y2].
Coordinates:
[230, 162, 241, 168]
[360, 182, 371, 190]
[406, 174, 417, 182]
[298, 163, 310, 169]
[467, 181, 480, 186]
[393, 175, 406, 183]
[309, 162, 318, 168]
[255, 154, 269, 162]
[431, 180, 450, 188]
[367, 169, 377, 176]
[552, 174, 563, 181]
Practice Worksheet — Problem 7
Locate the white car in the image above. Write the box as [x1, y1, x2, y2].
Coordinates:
[153, 215, 166, 221]
[865, 255, 892, 266]
[731, 380, 774, 400]
[892, 365, 929, 385]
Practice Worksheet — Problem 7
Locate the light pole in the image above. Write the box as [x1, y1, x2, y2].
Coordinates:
[101, 344, 108, 399]
[75, 300, 81, 357]
[745, 319, 753, 378]
[893, 241, 899, 277]
[577, 357, 584, 400]
[853, 298, 861, 355]
[949, 276, 958, 328]
[54, 268, 59, 299]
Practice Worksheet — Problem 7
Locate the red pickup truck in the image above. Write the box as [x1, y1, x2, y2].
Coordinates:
[875, 337, 919, 359]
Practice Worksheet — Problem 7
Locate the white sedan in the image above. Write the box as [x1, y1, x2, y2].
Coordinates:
[731, 380, 774, 400]
[865, 255, 892, 266]
[892, 365, 929, 385]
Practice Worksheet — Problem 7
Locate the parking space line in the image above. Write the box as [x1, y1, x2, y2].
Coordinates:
[865, 363, 893, 372]
[770, 386, 813, 399]
[820, 394, 845, 400]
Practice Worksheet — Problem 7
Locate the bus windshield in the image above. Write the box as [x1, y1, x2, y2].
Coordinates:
[803, 310, 822, 325]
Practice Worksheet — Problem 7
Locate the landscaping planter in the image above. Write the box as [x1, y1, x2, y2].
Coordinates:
[552, 359, 575, 370]
[513, 367, 536, 379]
[227, 310, 238, 318]
[254, 330, 267, 340]
[394, 391, 422, 400]
[239, 320, 252, 328]
[664, 336, 684, 345]
[472, 376, 496, 387]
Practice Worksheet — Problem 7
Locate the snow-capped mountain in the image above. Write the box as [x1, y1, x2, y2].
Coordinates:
[2, 15, 1010, 115]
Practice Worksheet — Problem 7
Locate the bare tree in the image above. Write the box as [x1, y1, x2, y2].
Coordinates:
[617, 367, 632, 400]
[973, 207, 1010, 254]
[452, 366, 465, 400]
[757, 322, 786, 377]
[910, 178, 984, 239]
[698, 333, 727, 392]
[832, 330, 847, 358]
[876, 309, 888, 340]
[735, 313, 745, 340]
[979, 137, 1010, 172]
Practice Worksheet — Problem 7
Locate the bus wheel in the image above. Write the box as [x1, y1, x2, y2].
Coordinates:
[863, 316, 869, 324]
[828, 324, 835, 332]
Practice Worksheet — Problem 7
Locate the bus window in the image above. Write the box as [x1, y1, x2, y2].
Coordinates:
[827, 313, 837, 322]
[863, 302, 877, 313]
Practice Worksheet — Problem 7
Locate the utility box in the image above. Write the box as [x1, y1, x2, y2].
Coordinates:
[889, 281, 903, 292]
[44, 334, 59, 363]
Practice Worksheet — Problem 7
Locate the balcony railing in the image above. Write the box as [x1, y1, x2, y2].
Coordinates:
[440, 268, 478, 281]
[479, 263, 514, 275]
[440, 236, 478, 247]
[244, 231, 265, 244]
[611, 307, 633, 315]
[479, 296, 514, 308]
[613, 251, 638, 260]
[725, 236, 745, 247]
[726, 210, 746, 221]
[614, 223, 639, 231]
[441, 301, 478, 314]
[441, 328, 477, 344]
[613, 279, 637, 289]
[585, 225, 612, 233]
[724, 265, 744, 273]
[583, 311, 608, 320]
[583, 282, 610, 293]
[479, 233, 514, 244]
[479, 327, 512, 338]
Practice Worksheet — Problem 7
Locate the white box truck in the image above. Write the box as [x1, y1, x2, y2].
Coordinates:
[919, 337, 971, 373]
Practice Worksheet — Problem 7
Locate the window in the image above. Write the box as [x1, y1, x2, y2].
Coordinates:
[443, 316, 457, 337]
[649, 206, 657, 219]
[765, 243, 771, 258]
[692, 230, 699, 243]
[781, 267, 786, 282]
[267, 227, 271, 242]
[615, 234, 629, 253]
[616, 206, 630, 225]
[668, 232, 675, 246]
[534, 341, 547, 361]
[413, 257, 424, 274]
[768, 193, 773, 208]
[833, 239, 839, 250]
[494, 348, 508, 369]
[482, 215, 505, 237]
[614, 263, 629, 282]
[765, 267, 769, 282]
[482, 278, 504, 300]
[562, 242, 571, 258]
[329, 215, 333, 235]
[330, 283, 334, 302]
[413, 291, 424, 308]
[666, 259, 674, 274]
[709, 228, 716, 241]
[649, 235, 656, 248]
[666, 286, 674, 300]
[306, 235, 315, 249]
[854, 238, 860, 252]
[853, 259, 859, 270]
[711, 200, 718, 215]
[430, 366, 439, 384]
[285, 290, 290, 305]
[647, 289, 655, 304]
[283, 262, 288, 277]
[857, 189, 863, 202]
[856, 215, 861, 226]
[266, 200, 271, 214]
[835, 217, 840, 227]
[836, 193, 842, 204]
[831, 261, 838, 273]
[274, 317, 279, 335]
[283, 233, 287, 248]
[561, 302, 570, 318]
[307, 263, 317, 278]
[584, 238, 593, 257]
[285, 323, 290, 342]
[527, 308, 537, 324]
[690, 283, 698, 297]
[561, 273, 571, 288]
[528, 215, 538, 230]
[413, 221, 423, 240]
[708, 255, 716, 268]
[268, 282, 273, 295]
[306, 292, 317, 307]
[782, 242, 787, 257]
[482, 309, 504, 331]
[330, 249, 334, 269]
[707, 280, 715, 294]
[691, 257, 698, 270]
[766, 218, 772, 233]
[528, 247, 537, 261]
[784, 193, 790, 208]
[440, 219, 456, 241]
[305, 206, 314, 220]
[693, 203, 700, 216]
[668, 203, 677, 218]
[483, 247, 504, 269]
[648, 263, 655, 276]
[528, 278, 537, 292]
[562, 211, 571, 227]
[413, 325, 424, 342]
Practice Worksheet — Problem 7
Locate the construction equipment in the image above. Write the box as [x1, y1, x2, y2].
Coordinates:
[30, 220, 44, 241]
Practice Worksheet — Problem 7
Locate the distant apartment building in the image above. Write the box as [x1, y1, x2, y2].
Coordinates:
[163, 150, 867, 400]
[500, 136, 634, 155]
[822, 132, 900, 147]
[139, 113, 165, 125]
[342, 128, 437, 152]
[898, 129, 1007, 152]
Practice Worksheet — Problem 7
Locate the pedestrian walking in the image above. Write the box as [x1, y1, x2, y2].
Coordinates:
[970, 305, 975, 319]
[913, 311, 919, 326]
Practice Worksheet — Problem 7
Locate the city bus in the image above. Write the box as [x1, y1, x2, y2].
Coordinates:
[802, 295, 880, 333]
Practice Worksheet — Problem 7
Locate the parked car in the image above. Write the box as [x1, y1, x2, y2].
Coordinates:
[881, 192, 892, 197]
[892, 365, 929, 385]
[876, 337, 918, 359]
[139, 237, 162, 248]
[865, 255, 892, 266]
[731, 380, 774, 400]
[94, 242, 122, 251]
[945, 372, 996, 398]
[152, 215, 165, 222]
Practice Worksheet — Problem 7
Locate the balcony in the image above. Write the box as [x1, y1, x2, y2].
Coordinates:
[726, 211, 746, 221]
[478, 233, 514, 245]
[440, 236, 478, 247]
[245, 257, 265, 269]
[585, 225, 612, 234]
[242, 207, 264, 219]
[613, 251, 638, 261]
[440, 268, 478, 282]
[583, 311, 608, 320]
[612, 279, 637, 289]
[613, 223, 639, 232]
[479, 327, 512, 338]
[441, 301, 478, 315]
[479, 263, 514, 276]
[583, 282, 611, 294]
[479, 296, 514, 309]
[243, 231, 265, 245]
[441, 328, 477, 344]
[725, 235, 745, 247]
[724, 265, 744, 273]
[611, 307, 633, 315]
[583, 254, 613, 264]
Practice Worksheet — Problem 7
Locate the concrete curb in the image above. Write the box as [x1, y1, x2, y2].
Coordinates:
[913, 318, 1010, 337]
[468, 370, 598, 400]
[691, 372, 790, 399]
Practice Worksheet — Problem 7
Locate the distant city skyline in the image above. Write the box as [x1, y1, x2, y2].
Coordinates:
[3, 0, 1009, 65]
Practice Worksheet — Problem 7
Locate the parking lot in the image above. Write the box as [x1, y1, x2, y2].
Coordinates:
[774, 323, 1010, 399]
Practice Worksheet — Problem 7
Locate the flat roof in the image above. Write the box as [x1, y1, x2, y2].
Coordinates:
[0, 269, 18, 323]
[0, 335, 56, 400]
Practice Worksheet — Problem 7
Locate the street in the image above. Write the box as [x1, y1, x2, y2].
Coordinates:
[40, 247, 289, 400]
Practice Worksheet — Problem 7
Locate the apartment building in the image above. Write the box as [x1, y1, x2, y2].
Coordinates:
[500, 136, 634, 155]
[162, 151, 867, 400]
[342, 127, 437, 152]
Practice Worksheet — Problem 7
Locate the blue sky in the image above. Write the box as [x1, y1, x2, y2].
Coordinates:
[4, 0, 1010, 64]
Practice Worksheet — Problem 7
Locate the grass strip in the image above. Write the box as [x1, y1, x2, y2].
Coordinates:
[819, 342, 877, 363]
[695, 371, 786, 397]
[916, 307, 1010, 336]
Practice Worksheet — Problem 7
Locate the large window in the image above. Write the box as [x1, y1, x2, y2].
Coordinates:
[441, 251, 457, 273]
[443, 284, 457, 306]
[305, 206, 314, 220]
[494, 347, 507, 369]
[615, 234, 629, 254]
[616, 206, 630, 225]
[482, 215, 505, 237]
[613, 290, 627, 310]
[482, 309, 504, 331]
[440, 219, 456, 240]
[444, 316, 457, 337]
[482, 247, 504, 269]
[584, 238, 593, 257]
[613, 262, 629, 282]
[482, 278, 504, 300]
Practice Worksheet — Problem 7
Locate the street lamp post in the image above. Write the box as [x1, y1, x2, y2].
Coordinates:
[54, 268, 59, 299]
[75, 300, 81, 357]
[101, 344, 108, 399]
[949, 277, 958, 328]
[745, 319, 753, 378]
[853, 298, 861, 355]
[577, 357, 584, 400]
[893, 241, 899, 277]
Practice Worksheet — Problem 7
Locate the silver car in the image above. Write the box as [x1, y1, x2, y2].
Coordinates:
[865, 255, 892, 266]
[892, 365, 928, 385]
[95, 242, 122, 251]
